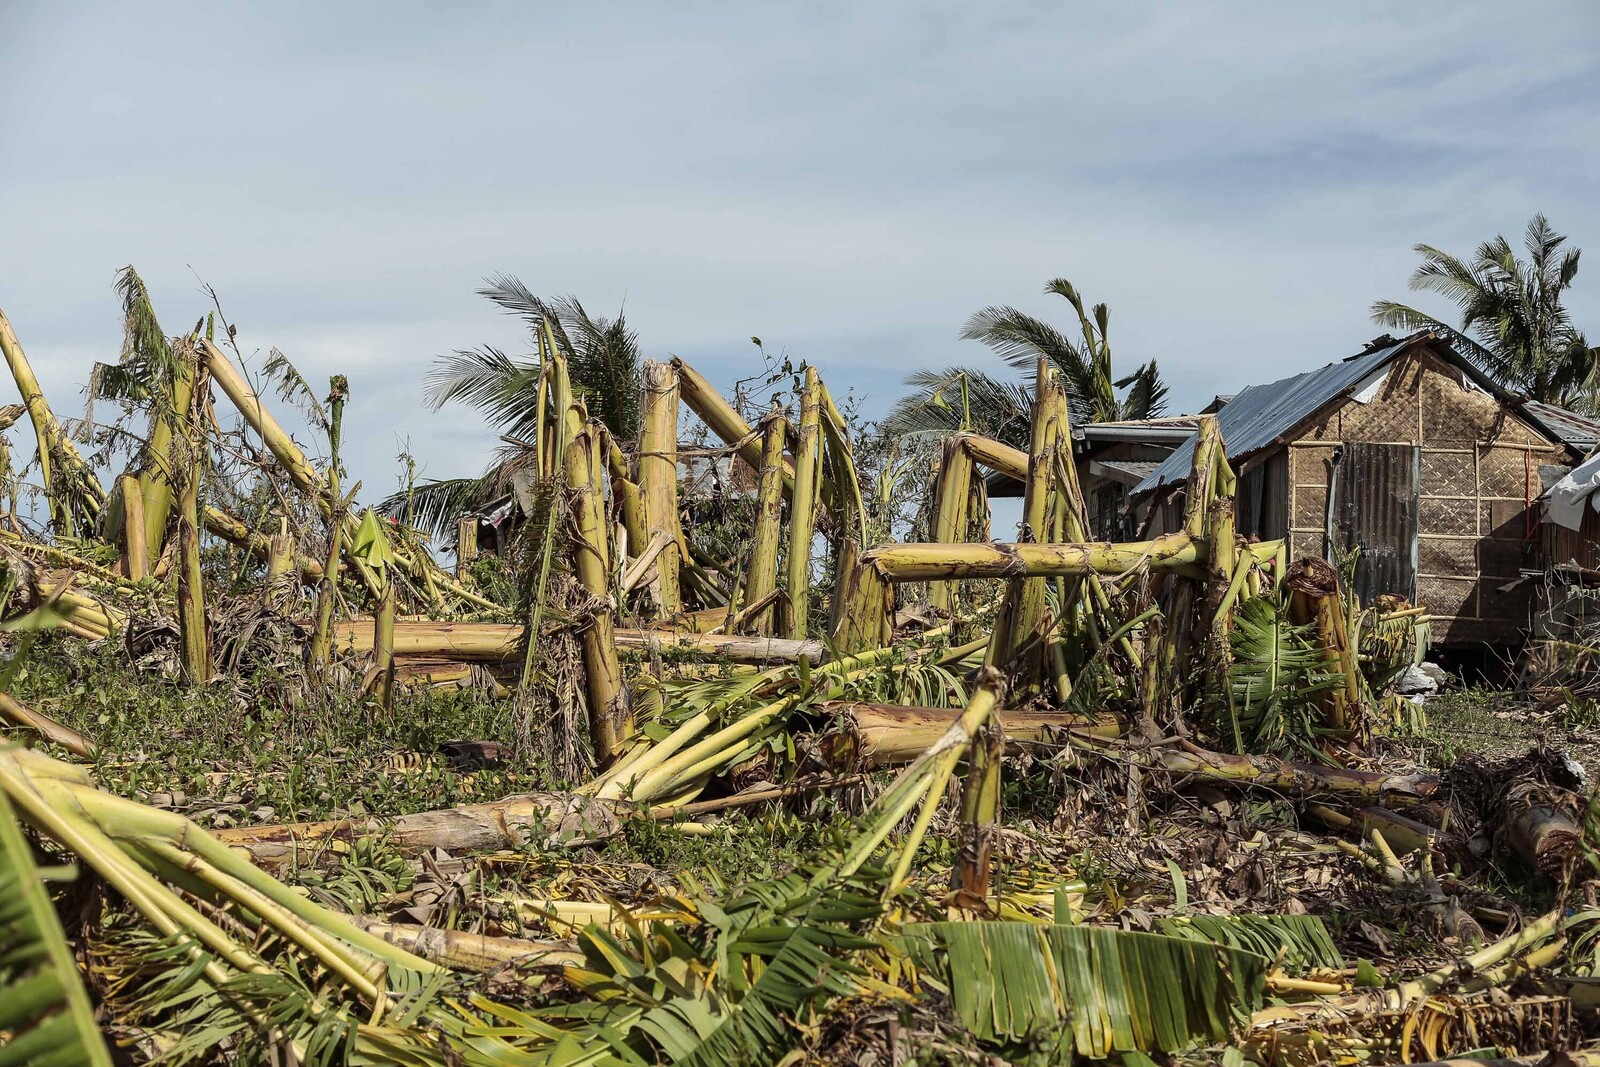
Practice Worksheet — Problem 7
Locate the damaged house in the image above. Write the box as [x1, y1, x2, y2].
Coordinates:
[1133, 331, 1600, 647]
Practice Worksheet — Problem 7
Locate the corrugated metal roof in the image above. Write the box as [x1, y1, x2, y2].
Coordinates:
[1525, 401, 1600, 450]
[1133, 338, 1412, 496]
[1090, 459, 1160, 483]
[1082, 420, 1199, 444]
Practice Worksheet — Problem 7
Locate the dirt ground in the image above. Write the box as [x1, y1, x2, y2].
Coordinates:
[1421, 685, 1600, 783]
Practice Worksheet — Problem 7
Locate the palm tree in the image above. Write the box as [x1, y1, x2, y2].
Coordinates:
[885, 278, 1168, 448]
[383, 276, 643, 539]
[1372, 214, 1598, 407]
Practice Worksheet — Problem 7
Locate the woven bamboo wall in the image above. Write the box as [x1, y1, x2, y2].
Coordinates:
[1282, 349, 1562, 645]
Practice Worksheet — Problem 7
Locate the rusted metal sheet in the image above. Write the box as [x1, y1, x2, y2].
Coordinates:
[1332, 442, 1419, 603]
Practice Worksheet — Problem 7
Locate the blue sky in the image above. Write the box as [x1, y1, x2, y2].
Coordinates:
[3, 1, 1598, 510]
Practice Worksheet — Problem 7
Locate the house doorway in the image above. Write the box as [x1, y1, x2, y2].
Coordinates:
[1330, 442, 1420, 604]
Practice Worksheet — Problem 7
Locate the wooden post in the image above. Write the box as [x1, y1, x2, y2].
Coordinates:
[118, 474, 148, 582]
[455, 517, 478, 578]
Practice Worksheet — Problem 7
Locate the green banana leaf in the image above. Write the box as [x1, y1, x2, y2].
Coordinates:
[902, 921, 1267, 1058]
[0, 769, 113, 1067]
[1225, 594, 1344, 754]
[1155, 914, 1342, 972]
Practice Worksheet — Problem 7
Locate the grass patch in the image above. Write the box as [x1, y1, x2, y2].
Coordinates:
[9, 634, 556, 827]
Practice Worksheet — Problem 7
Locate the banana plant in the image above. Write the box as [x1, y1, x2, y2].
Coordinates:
[0, 759, 113, 1067]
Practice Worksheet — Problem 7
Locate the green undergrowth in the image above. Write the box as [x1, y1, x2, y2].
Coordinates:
[7, 634, 557, 827]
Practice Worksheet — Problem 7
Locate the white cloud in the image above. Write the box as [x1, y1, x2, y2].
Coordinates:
[2, 0, 1598, 503]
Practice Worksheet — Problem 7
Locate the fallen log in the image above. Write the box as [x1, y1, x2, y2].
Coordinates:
[864, 534, 1202, 581]
[0, 693, 97, 760]
[819, 701, 1124, 769]
[331, 620, 825, 665]
[213, 792, 623, 866]
[1077, 737, 1440, 803]
[346, 916, 582, 970]
[1503, 781, 1584, 877]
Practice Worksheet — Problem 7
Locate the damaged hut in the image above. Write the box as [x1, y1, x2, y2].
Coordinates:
[1133, 330, 1598, 647]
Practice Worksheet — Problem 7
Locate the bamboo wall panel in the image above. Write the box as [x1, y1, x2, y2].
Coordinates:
[1420, 450, 1474, 486]
[1289, 531, 1322, 560]
[1478, 446, 1543, 500]
[1417, 537, 1474, 577]
[1335, 392, 1418, 441]
[1418, 497, 1476, 538]
[1416, 575, 1475, 619]
[1292, 485, 1328, 531]
[1291, 445, 1338, 485]
[1421, 364, 1502, 443]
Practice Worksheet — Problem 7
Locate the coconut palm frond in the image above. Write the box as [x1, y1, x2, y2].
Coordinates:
[0, 768, 113, 1067]
[882, 368, 1035, 448]
[1114, 359, 1169, 420]
[1376, 215, 1597, 403]
[477, 273, 577, 356]
[947, 278, 1166, 429]
[378, 474, 499, 541]
[423, 347, 544, 441]
[961, 305, 1087, 379]
[553, 295, 643, 443]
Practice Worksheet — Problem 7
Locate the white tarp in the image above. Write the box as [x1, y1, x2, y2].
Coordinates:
[1349, 365, 1390, 404]
[1545, 449, 1600, 530]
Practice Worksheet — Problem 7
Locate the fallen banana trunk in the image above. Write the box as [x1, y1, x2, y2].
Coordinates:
[331, 619, 825, 665]
[819, 701, 1124, 769]
[1251, 910, 1564, 1029]
[1503, 781, 1584, 877]
[1304, 802, 1442, 856]
[0, 725, 631, 1063]
[1073, 737, 1441, 803]
[0, 693, 97, 759]
[345, 915, 583, 969]
[212, 792, 624, 866]
[864, 534, 1203, 581]
[202, 505, 327, 582]
[863, 535, 1282, 582]
[1398, 1056, 1600, 1067]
